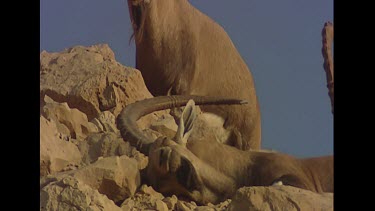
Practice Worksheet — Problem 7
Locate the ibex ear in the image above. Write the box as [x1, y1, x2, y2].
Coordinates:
[174, 99, 197, 146]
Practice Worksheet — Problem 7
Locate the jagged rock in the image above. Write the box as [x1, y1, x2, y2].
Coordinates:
[78, 132, 131, 165]
[155, 200, 169, 211]
[176, 200, 196, 211]
[227, 186, 333, 211]
[40, 44, 166, 129]
[194, 206, 215, 211]
[78, 132, 148, 169]
[150, 114, 178, 139]
[40, 176, 122, 211]
[40, 116, 82, 176]
[90, 111, 119, 133]
[162, 195, 178, 210]
[42, 95, 98, 140]
[215, 199, 231, 211]
[129, 148, 149, 170]
[72, 155, 141, 204]
[120, 185, 165, 210]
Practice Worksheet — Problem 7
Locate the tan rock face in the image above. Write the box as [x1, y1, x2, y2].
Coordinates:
[40, 116, 82, 176]
[79, 132, 131, 165]
[40, 155, 141, 207]
[40, 44, 165, 129]
[78, 132, 148, 169]
[72, 155, 141, 204]
[120, 185, 166, 210]
[42, 95, 97, 140]
[91, 111, 119, 133]
[40, 176, 122, 211]
[227, 186, 333, 211]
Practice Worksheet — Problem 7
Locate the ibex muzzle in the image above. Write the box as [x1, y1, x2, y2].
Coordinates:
[117, 96, 333, 205]
[126, 0, 261, 151]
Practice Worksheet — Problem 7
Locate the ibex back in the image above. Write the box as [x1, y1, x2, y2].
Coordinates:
[126, 0, 261, 150]
[117, 96, 333, 205]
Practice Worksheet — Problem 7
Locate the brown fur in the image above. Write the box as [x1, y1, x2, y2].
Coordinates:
[126, 0, 261, 150]
[117, 96, 333, 205]
[147, 101, 333, 204]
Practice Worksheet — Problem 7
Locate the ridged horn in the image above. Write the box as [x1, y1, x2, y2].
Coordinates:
[117, 95, 248, 155]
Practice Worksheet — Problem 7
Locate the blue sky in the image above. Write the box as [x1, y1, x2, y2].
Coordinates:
[40, 0, 333, 158]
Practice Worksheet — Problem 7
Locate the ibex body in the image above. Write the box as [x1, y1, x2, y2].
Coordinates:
[126, 0, 261, 150]
[117, 96, 333, 205]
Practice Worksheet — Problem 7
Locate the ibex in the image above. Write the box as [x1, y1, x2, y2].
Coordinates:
[117, 96, 334, 205]
[126, 0, 261, 150]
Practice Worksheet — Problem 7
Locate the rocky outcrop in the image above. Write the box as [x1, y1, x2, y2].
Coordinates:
[40, 44, 165, 129]
[40, 44, 333, 210]
[42, 95, 98, 140]
[40, 176, 122, 211]
[40, 116, 82, 176]
[71, 155, 140, 204]
[227, 186, 333, 211]
[40, 155, 140, 206]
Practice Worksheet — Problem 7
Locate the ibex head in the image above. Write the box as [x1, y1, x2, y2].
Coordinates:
[127, 0, 178, 43]
[117, 96, 246, 204]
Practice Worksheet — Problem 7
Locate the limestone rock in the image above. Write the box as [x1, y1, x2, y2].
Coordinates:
[90, 111, 119, 133]
[150, 113, 178, 139]
[72, 155, 141, 204]
[78, 132, 148, 169]
[215, 199, 231, 211]
[40, 44, 166, 128]
[79, 132, 131, 165]
[40, 176, 122, 211]
[162, 195, 178, 210]
[227, 186, 333, 211]
[42, 95, 97, 140]
[176, 200, 196, 211]
[40, 116, 82, 176]
[194, 206, 215, 211]
[120, 185, 165, 210]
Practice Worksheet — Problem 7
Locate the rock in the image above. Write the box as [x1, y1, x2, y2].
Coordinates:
[42, 95, 97, 140]
[194, 206, 215, 211]
[162, 195, 178, 210]
[215, 199, 231, 211]
[40, 176, 122, 211]
[72, 155, 141, 204]
[120, 185, 165, 210]
[90, 111, 119, 133]
[40, 116, 82, 176]
[79, 132, 131, 165]
[176, 200, 196, 211]
[155, 199, 169, 211]
[150, 114, 178, 139]
[40, 44, 166, 128]
[138, 184, 164, 200]
[227, 186, 333, 211]
[78, 132, 148, 169]
[129, 148, 149, 170]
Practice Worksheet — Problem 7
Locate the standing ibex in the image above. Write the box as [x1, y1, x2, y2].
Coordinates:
[126, 0, 261, 150]
[117, 96, 333, 205]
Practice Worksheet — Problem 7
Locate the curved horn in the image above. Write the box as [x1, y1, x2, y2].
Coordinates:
[117, 95, 247, 155]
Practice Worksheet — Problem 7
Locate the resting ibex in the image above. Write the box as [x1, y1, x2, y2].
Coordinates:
[126, 0, 261, 150]
[117, 96, 334, 205]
